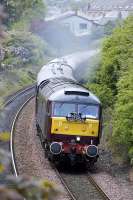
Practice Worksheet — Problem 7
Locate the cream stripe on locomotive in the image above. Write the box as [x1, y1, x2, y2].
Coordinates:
[51, 117, 99, 137]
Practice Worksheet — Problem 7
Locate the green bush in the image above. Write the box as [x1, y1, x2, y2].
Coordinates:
[86, 15, 133, 164]
[89, 15, 133, 104]
[87, 83, 113, 108]
[1, 0, 46, 25]
[1, 31, 46, 69]
[112, 65, 133, 164]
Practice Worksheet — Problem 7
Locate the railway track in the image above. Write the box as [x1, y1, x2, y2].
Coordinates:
[54, 167, 77, 200]
[10, 94, 111, 200]
[10, 95, 35, 177]
[3, 85, 35, 107]
[88, 173, 111, 200]
[55, 167, 111, 200]
[0, 85, 35, 184]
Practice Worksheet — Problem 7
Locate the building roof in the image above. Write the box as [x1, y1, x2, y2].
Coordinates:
[89, 0, 133, 11]
[45, 11, 94, 23]
[94, 18, 115, 26]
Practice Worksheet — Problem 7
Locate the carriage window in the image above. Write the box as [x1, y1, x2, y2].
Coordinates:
[53, 103, 76, 117]
[78, 104, 99, 119]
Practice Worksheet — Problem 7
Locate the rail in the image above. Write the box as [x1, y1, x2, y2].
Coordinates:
[10, 95, 34, 177]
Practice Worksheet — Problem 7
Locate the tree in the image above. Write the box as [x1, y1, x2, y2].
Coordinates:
[1, 31, 46, 71]
[104, 20, 116, 35]
[0, 0, 46, 25]
[89, 15, 133, 106]
[112, 64, 133, 164]
[0, 5, 6, 39]
[86, 15, 133, 164]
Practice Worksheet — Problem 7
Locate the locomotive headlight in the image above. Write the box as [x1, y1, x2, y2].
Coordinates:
[50, 142, 62, 155]
[76, 136, 80, 142]
[86, 145, 98, 157]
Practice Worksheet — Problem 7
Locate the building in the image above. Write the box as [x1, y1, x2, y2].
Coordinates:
[45, 11, 95, 37]
[88, 0, 133, 11]
[86, 0, 133, 20]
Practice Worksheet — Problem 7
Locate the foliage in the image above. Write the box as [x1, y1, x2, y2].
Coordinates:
[0, 5, 6, 40]
[5, 176, 60, 200]
[86, 15, 133, 164]
[0, 132, 11, 174]
[88, 83, 113, 108]
[0, 176, 60, 200]
[0, 131, 10, 141]
[1, 31, 46, 70]
[0, 0, 46, 25]
[111, 65, 133, 164]
[0, 0, 49, 106]
[0, 0, 47, 71]
[104, 20, 116, 35]
[87, 15, 133, 106]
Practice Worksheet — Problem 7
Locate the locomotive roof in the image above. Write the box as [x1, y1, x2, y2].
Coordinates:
[40, 78, 100, 105]
[49, 87, 100, 104]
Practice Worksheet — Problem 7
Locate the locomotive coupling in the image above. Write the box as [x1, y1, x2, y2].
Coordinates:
[50, 142, 62, 155]
[85, 145, 98, 157]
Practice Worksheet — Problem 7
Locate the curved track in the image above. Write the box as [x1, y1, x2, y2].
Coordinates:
[0, 85, 35, 184]
[3, 85, 35, 107]
[10, 95, 34, 177]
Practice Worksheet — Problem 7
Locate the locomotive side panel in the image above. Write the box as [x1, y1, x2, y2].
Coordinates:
[36, 86, 48, 142]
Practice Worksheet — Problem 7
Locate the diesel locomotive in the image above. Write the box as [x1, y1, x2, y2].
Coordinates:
[36, 58, 102, 167]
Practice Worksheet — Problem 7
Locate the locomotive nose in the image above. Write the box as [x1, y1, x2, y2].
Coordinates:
[50, 142, 62, 155]
[86, 145, 98, 157]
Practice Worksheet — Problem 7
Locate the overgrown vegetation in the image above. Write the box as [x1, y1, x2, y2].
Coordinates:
[0, 0, 46, 25]
[0, 0, 51, 106]
[86, 15, 133, 165]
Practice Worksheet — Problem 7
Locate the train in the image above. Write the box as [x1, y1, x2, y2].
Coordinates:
[36, 57, 102, 167]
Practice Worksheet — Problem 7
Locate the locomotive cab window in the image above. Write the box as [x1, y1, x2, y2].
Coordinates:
[53, 102, 76, 117]
[52, 102, 99, 119]
[78, 104, 99, 119]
